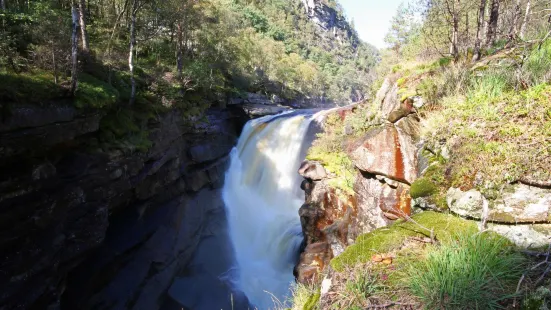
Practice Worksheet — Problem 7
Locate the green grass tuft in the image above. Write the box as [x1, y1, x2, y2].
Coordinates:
[408, 232, 526, 309]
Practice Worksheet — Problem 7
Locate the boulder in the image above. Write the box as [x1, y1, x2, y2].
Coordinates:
[355, 174, 411, 225]
[395, 113, 421, 141]
[387, 98, 416, 123]
[348, 125, 417, 184]
[488, 223, 551, 248]
[378, 81, 400, 119]
[446, 188, 487, 218]
[488, 184, 551, 224]
[447, 184, 551, 224]
[298, 160, 328, 181]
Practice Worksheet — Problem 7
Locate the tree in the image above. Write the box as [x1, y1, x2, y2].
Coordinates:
[78, 0, 90, 55]
[1, 0, 5, 11]
[71, 0, 79, 95]
[473, 0, 487, 60]
[509, 0, 522, 38]
[486, 0, 500, 46]
[384, 3, 418, 53]
[519, 0, 531, 39]
[128, 0, 139, 105]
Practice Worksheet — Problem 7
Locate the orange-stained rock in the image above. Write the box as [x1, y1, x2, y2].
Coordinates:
[348, 125, 417, 185]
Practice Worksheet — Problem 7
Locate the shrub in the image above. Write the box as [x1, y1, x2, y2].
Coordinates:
[408, 232, 526, 309]
[522, 39, 551, 86]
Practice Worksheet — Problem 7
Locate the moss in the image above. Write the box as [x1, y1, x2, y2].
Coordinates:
[410, 178, 437, 199]
[488, 212, 516, 223]
[75, 73, 120, 109]
[331, 212, 477, 271]
[396, 77, 407, 87]
[0, 70, 64, 104]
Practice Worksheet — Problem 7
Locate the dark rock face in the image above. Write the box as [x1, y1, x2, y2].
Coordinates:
[0, 105, 248, 310]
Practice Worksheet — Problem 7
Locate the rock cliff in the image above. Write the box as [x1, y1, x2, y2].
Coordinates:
[0, 104, 248, 309]
[301, 0, 360, 50]
[295, 75, 421, 283]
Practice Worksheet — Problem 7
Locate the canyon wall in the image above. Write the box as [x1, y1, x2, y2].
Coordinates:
[0, 105, 248, 309]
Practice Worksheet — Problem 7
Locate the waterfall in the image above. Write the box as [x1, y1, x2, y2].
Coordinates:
[222, 113, 314, 309]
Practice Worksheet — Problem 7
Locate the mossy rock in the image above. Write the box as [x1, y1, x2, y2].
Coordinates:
[410, 178, 438, 199]
[330, 211, 477, 271]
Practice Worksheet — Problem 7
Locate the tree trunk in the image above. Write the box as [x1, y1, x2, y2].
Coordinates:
[519, 0, 531, 39]
[1, 0, 6, 10]
[486, 0, 500, 47]
[509, 0, 522, 38]
[52, 44, 58, 84]
[450, 1, 459, 59]
[176, 21, 183, 79]
[71, 2, 79, 95]
[473, 0, 487, 61]
[128, 0, 138, 105]
[78, 0, 90, 55]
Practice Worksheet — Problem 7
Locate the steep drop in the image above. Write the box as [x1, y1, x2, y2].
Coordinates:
[222, 113, 314, 309]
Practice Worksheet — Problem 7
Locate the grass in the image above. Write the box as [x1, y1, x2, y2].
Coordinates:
[331, 212, 477, 271]
[408, 232, 526, 309]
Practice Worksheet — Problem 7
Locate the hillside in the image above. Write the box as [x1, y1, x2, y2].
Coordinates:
[291, 0, 551, 308]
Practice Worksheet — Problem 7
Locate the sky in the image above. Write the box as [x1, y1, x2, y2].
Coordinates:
[338, 0, 405, 49]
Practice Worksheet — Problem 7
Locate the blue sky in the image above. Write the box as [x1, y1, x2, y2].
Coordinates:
[338, 0, 404, 49]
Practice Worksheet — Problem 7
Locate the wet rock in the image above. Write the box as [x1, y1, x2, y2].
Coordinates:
[240, 104, 291, 118]
[189, 136, 234, 163]
[296, 180, 356, 284]
[31, 162, 57, 180]
[0, 114, 101, 160]
[348, 125, 417, 184]
[298, 160, 327, 181]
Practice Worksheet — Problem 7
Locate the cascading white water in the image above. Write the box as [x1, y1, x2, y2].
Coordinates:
[222, 113, 313, 309]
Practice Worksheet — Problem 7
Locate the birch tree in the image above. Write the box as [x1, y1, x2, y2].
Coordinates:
[519, 0, 531, 39]
[71, 1, 79, 95]
[78, 0, 90, 55]
[128, 0, 139, 105]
